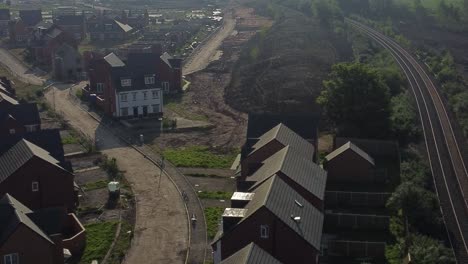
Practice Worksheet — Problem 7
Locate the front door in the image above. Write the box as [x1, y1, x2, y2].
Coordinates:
[142, 106, 148, 117]
[133, 107, 138, 118]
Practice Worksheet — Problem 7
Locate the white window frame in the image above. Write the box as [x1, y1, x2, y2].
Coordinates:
[9, 129, 15, 135]
[121, 79, 132, 87]
[260, 225, 269, 238]
[32, 181, 39, 192]
[3, 253, 18, 264]
[120, 93, 128, 102]
[132, 92, 137, 101]
[96, 83, 104, 93]
[145, 76, 155, 85]
[162, 82, 170, 92]
[152, 90, 159, 99]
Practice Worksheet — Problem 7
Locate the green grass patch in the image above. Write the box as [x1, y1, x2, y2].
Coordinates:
[204, 207, 224, 239]
[61, 135, 80, 145]
[198, 191, 233, 200]
[80, 221, 118, 264]
[107, 221, 133, 264]
[0, 65, 42, 102]
[83, 180, 109, 191]
[164, 146, 238, 168]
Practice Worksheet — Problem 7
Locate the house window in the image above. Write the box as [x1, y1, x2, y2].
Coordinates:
[25, 125, 37, 132]
[145, 76, 155, 85]
[152, 90, 159, 99]
[121, 107, 129, 116]
[162, 82, 170, 92]
[120, 93, 128, 102]
[260, 225, 269, 238]
[121, 79, 132, 87]
[96, 83, 104, 93]
[32, 181, 39, 192]
[3, 253, 18, 264]
[143, 91, 147, 100]
[152, 104, 160, 113]
[9, 129, 15, 135]
[132, 92, 137, 101]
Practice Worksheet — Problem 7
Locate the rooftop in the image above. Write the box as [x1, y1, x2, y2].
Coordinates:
[248, 146, 327, 200]
[104, 52, 125, 68]
[242, 176, 324, 250]
[249, 123, 315, 158]
[0, 103, 40, 126]
[231, 192, 255, 201]
[221, 242, 283, 264]
[0, 139, 67, 184]
[325, 141, 375, 166]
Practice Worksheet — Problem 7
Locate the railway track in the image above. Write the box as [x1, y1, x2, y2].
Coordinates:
[346, 18, 468, 263]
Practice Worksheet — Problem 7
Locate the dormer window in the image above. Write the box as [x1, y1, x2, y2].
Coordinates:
[121, 79, 132, 87]
[145, 76, 155, 85]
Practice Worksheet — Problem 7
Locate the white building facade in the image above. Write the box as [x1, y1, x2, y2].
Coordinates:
[114, 78, 163, 118]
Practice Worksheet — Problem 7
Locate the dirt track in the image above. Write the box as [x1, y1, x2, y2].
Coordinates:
[183, 11, 236, 75]
[45, 87, 188, 264]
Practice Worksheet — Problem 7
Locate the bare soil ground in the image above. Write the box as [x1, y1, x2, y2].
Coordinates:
[148, 6, 273, 152]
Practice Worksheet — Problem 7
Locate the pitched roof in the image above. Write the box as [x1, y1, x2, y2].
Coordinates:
[0, 194, 53, 245]
[0, 103, 40, 126]
[248, 146, 327, 200]
[160, 52, 174, 68]
[0, 129, 67, 168]
[242, 176, 324, 250]
[221, 243, 283, 264]
[104, 53, 125, 68]
[335, 137, 399, 159]
[114, 19, 133, 33]
[250, 123, 315, 158]
[325, 141, 375, 166]
[0, 139, 66, 184]
[0, 92, 19, 106]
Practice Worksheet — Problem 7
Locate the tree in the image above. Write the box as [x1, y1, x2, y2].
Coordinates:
[317, 62, 391, 138]
[386, 234, 455, 264]
[390, 92, 421, 143]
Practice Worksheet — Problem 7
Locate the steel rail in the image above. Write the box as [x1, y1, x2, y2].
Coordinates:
[347, 18, 468, 263]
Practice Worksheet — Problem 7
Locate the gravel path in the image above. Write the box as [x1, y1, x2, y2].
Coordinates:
[45, 87, 188, 264]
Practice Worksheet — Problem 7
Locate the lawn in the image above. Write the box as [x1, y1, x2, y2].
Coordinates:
[83, 180, 109, 191]
[80, 221, 118, 264]
[163, 146, 238, 168]
[0, 65, 43, 102]
[204, 207, 224, 239]
[198, 191, 233, 200]
[107, 221, 133, 264]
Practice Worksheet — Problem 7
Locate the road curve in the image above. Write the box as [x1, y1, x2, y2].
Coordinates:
[347, 18, 468, 263]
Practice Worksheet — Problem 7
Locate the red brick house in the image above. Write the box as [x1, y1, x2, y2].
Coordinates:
[238, 145, 327, 210]
[53, 14, 86, 41]
[31, 24, 78, 67]
[0, 103, 40, 137]
[212, 176, 323, 264]
[0, 194, 86, 264]
[0, 139, 77, 212]
[324, 141, 375, 184]
[220, 242, 282, 264]
[241, 123, 316, 177]
[8, 9, 43, 46]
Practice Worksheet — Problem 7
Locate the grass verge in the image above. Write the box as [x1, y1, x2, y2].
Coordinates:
[204, 207, 224, 239]
[164, 146, 237, 168]
[83, 180, 109, 191]
[80, 221, 118, 264]
[107, 221, 133, 264]
[198, 191, 233, 200]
